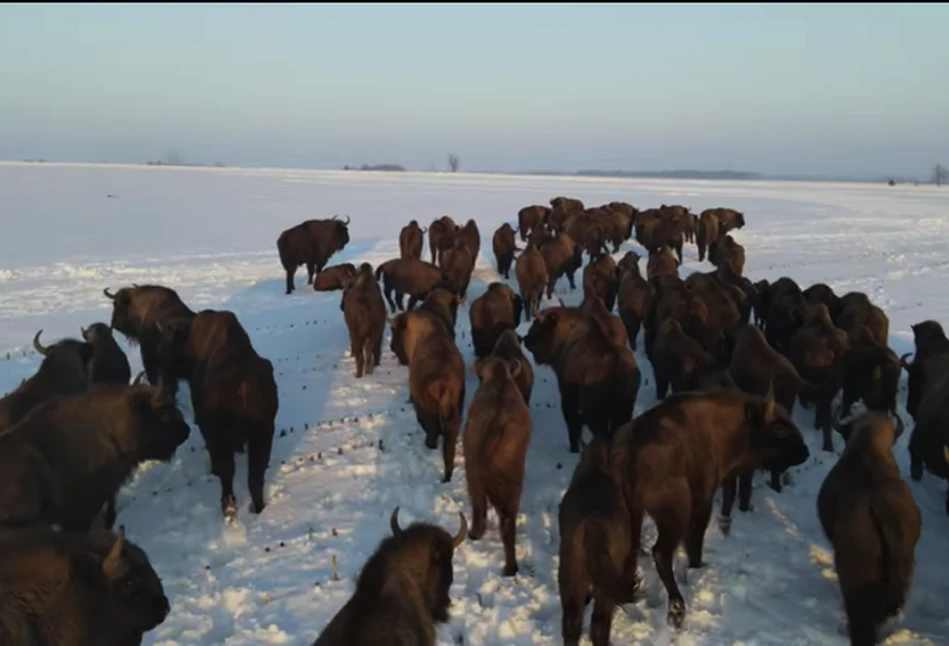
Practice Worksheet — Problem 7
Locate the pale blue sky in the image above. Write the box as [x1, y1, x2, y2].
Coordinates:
[1, 3, 947, 177]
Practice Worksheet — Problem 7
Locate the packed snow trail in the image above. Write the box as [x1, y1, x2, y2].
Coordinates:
[0, 162, 947, 645]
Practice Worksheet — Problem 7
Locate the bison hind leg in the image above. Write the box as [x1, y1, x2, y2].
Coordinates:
[362, 336, 375, 375]
[247, 426, 274, 515]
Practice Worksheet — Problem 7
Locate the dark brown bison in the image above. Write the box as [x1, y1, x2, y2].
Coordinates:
[399, 219, 427, 260]
[458, 218, 482, 262]
[803, 283, 842, 323]
[103, 283, 197, 398]
[540, 233, 583, 298]
[612, 389, 809, 627]
[468, 282, 523, 359]
[0, 384, 190, 531]
[441, 238, 476, 301]
[428, 215, 459, 266]
[311, 262, 357, 292]
[81, 323, 132, 386]
[0, 525, 170, 645]
[752, 279, 770, 329]
[389, 309, 466, 482]
[836, 297, 899, 419]
[527, 223, 552, 249]
[616, 254, 653, 351]
[578, 295, 628, 349]
[660, 204, 694, 243]
[646, 246, 679, 281]
[464, 356, 532, 576]
[341, 263, 387, 378]
[490, 329, 534, 406]
[708, 234, 745, 276]
[374, 258, 447, 314]
[549, 196, 585, 232]
[905, 351, 949, 512]
[517, 205, 550, 241]
[492, 222, 520, 279]
[0, 330, 93, 430]
[515, 243, 549, 321]
[819, 413, 920, 646]
[762, 277, 807, 353]
[413, 283, 461, 338]
[276, 215, 351, 295]
[582, 253, 618, 312]
[639, 214, 686, 263]
[564, 209, 611, 259]
[702, 207, 745, 233]
[695, 211, 721, 263]
[312, 508, 467, 646]
[154, 309, 278, 518]
[902, 320, 949, 421]
[522, 307, 640, 452]
[651, 318, 716, 399]
[559, 437, 637, 646]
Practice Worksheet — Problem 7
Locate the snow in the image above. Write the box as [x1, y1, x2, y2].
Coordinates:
[1, 161, 948, 645]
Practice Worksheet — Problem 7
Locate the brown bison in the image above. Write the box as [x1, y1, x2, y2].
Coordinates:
[540, 233, 583, 298]
[695, 211, 721, 263]
[803, 283, 842, 323]
[492, 222, 520, 279]
[81, 323, 132, 386]
[522, 307, 640, 452]
[578, 295, 628, 348]
[646, 245, 679, 281]
[374, 258, 447, 314]
[514, 243, 549, 322]
[0, 525, 170, 644]
[464, 356, 532, 576]
[616, 254, 653, 351]
[341, 263, 387, 378]
[490, 329, 534, 406]
[389, 308, 466, 482]
[311, 262, 357, 292]
[413, 283, 461, 338]
[558, 437, 637, 646]
[517, 205, 550, 241]
[0, 330, 93, 431]
[650, 318, 716, 399]
[0, 384, 190, 531]
[103, 283, 197, 398]
[469, 282, 523, 359]
[612, 389, 809, 627]
[458, 218, 482, 262]
[428, 215, 458, 266]
[155, 309, 278, 518]
[441, 238, 476, 302]
[582, 253, 618, 312]
[549, 196, 585, 232]
[639, 214, 685, 263]
[708, 234, 745, 277]
[313, 508, 467, 646]
[399, 220, 427, 260]
[276, 215, 351, 294]
[703, 207, 745, 233]
[905, 351, 949, 512]
[902, 320, 949, 421]
[819, 413, 920, 646]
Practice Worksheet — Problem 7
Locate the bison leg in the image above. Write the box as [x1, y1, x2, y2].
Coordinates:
[768, 468, 783, 493]
[247, 427, 273, 514]
[350, 332, 365, 378]
[284, 267, 296, 294]
[500, 511, 519, 576]
[559, 560, 588, 646]
[208, 439, 237, 517]
[466, 470, 488, 542]
[440, 413, 459, 484]
[373, 333, 383, 368]
[719, 475, 737, 536]
[909, 445, 923, 481]
[655, 373, 669, 401]
[816, 397, 834, 452]
[566, 269, 578, 291]
[685, 497, 713, 569]
[651, 501, 689, 628]
[416, 409, 440, 450]
[362, 336, 376, 376]
[738, 470, 754, 511]
[560, 385, 584, 453]
[305, 262, 315, 285]
[140, 345, 162, 390]
[590, 595, 617, 646]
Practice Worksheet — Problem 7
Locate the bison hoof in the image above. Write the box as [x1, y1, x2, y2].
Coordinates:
[425, 436, 438, 450]
[667, 599, 686, 629]
[910, 463, 923, 481]
[822, 443, 834, 453]
[441, 474, 452, 484]
[717, 514, 732, 537]
[250, 500, 266, 514]
[502, 564, 519, 577]
[223, 501, 237, 520]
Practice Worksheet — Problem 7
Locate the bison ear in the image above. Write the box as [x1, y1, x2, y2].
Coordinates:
[103, 529, 127, 579]
[508, 360, 522, 380]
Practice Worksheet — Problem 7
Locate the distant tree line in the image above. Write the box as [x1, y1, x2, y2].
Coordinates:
[145, 151, 225, 168]
[343, 164, 406, 172]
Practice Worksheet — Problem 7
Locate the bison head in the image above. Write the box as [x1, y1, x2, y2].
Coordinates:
[78, 528, 170, 636]
[81, 322, 115, 346]
[331, 215, 352, 250]
[153, 318, 193, 378]
[127, 386, 191, 461]
[388, 507, 466, 623]
[33, 329, 96, 373]
[472, 356, 522, 384]
[745, 384, 809, 472]
[103, 287, 140, 340]
[521, 308, 569, 366]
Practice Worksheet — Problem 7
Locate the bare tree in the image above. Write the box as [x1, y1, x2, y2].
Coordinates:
[933, 164, 948, 187]
[165, 151, 184, 166]
[448, 153, 460, 173]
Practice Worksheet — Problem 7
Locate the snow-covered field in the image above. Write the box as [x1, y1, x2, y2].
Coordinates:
[1, 161, 948, 645]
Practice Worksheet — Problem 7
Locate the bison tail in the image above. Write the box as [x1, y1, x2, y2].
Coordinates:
[584, 521, 637, 604]
[865, 501, 915, 619]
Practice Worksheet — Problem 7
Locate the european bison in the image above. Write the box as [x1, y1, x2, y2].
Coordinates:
[341, 263, 387, 378]
[905, 352, 949, 512]
[558, 437, 637, 646]
[708, 234, 745, 277]
[490, 329, 534, 406]
[464, 356, 532, 576]
[428, 215, 458, 266]
[492, 222, 520, 279]
[819, 413, 920, 646]
[155, 309, 279, 518]
[458, 218, 482, 262]
[612, 389, 809, 627]
[650, 318, 716, 399]
[399, 220, 427, 261]
[440, 238, 476, 302]
[468, 282, 523, 359]
[0, 330, 93, 430]
[0, 384, 190, 531]
[582, 253, 618, 312]
[81, 323, 132, 386]
[540, 233, 583, 298]
[374, 258, 447, 314]
[695, 211, 721, 263]
[389, 308, 466, 482]
[522, 307, 640, 452]
[276, 215, 351, 294]
[311, 262, 357, 292]
[702, 207, 745, 233]
[902, 320, 949, 421]
[0, 525, 170, 644]
[646, 246, 679, 281]
[514, 243, 549, 322]
[104, 283, 196, 398]
[313, 508, 467, 646]
[616, 254, 653, 351]
[517, 205, 550, 241]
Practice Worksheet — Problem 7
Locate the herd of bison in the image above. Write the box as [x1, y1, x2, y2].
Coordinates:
[0, 195, 946, 645]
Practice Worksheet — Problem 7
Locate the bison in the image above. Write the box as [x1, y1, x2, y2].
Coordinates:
[819, 412, 920, 646]
[582, 253, 618, 312]
[0, 524, 170, 645]
[374, 258, 447, 314]
[558, 437, 637, 646]
[312, 508, 467, 646]
[540, 233, 583, 298]
[904, 352, 949, 512]
[399, 220, 427, 261]
[341, 263, 387, 378]
[464, 356, 532, 576]
[616, 254, 653, 350]
[458, 218, 482, 262]
[103, 283, 196, 398]
[646, 245, 679, 281]
[389, 309, 466, 482]
[428, 215, 458, 266]
[517, 205, 550, 241]
[440, 238, 476, 302]
[469, 282, 523, 359]
[702, 207, 745, 233]
[492, 222, 520, 279]
[81, 323, 132, 386]
[0, 384, 190, 531]
[0, 330, 93, 431]
[154, 309, 279, 518]
[490, 329, 534, 406]
[695, 211, 721, 263]
[311, 262, 357, 292]
[650, 318, 716, 400]
[611, 389, 809, 628]
[902, 320, 949, 421]
[276, 215, 351, 294]
[514, 243, 549, 322]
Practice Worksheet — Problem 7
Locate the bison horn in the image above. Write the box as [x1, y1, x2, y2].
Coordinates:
[452, 512, 467, 549]
[102, 528, 126, 578]
[343, 215, 351, 225]
[132, 283, 140, 288]
[891, 412, 905, 442]
[899, 352, 913, 370]
[103, 287, 116, 300]
[131, 370, 146, 386]
[390, 506, 404, 536]
[421, 226, 428, 234]
[80, 326, 87, 337]
[33, 330, 48, 356]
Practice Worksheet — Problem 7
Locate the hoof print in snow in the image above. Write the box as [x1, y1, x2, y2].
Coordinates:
[279, 541, 285, 548]
[318, 452, 322, 459]
[279, 430, 287, 438]
[337, 447, 344, 455]
[331, 528, 338, 536]
[265, 546, 271, 553]
[556, 462, 562, 470]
